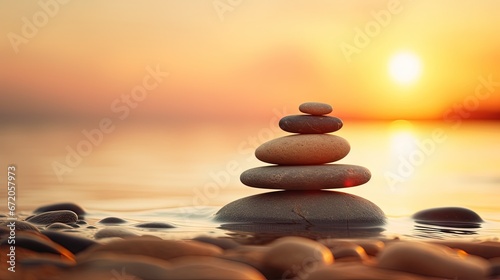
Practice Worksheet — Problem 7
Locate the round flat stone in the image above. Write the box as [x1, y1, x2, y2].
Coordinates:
[214, 191, 386, 228]
[299, 102, 332, 115]
[279, 115, 343, 134]
[240, 164, 371, 190]
[255, 134, 350, 165]
[412, 207, 483, 228]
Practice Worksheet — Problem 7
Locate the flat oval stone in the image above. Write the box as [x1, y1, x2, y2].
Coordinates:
[241, 164, 371, 190]
[412, 207, 483, 228]
[34, 202, 86, 217]
[77, 238, 222, 262]
[215, 191, 385, 228]
[263, 236, 333, 276]
[42, 230, 98, 255]
[279, 115, 343, 134]
[299, 102, 332, 115]
[255, 134, 350, 165]
[26, 210, 78, 225]
[98, 217, 127, 224]
[377, 241, 489, 279]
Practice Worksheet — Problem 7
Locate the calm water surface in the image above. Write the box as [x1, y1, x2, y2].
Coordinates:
[2, 120, 499, 240]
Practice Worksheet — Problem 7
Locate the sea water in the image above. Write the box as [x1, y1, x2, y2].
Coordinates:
[2, 120, 499, 240]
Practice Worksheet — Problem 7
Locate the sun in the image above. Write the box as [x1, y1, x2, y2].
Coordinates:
[388, 52, 422, 85]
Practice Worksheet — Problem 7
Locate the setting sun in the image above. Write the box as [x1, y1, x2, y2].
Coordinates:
[388, 52, 422, 85]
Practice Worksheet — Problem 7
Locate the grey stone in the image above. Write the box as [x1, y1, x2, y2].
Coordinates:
[412, 207, 483, 228]
[26, 210, 78, 225]
[241, 164, 371, 190]
[279, 115, 343, 134]
[34, 202, 86, 217]
[215, 191, 385, 228]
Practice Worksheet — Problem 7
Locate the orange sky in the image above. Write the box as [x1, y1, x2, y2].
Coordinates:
[1, 0, 500, 122]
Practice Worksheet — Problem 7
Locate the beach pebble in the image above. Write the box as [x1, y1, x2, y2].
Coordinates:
[34, 202, 86, 217]
[299, 102, 333, 115]
[255, 134, 350, 165]
[489, 257, 500, 276]
[430, 240, 500, 259]
[215, 191, 385, 227]
[222, 245, 269, 272]
[279, 115, 343, 134]
[26, 210, 78, 225]
[167, 256, 266, 280]
[262, 237, 333, 277]
[412, 207, 483, 228]
[241, 164, 371, 190]
[326, 242, 369, 262]
[77, 238, 222, 262]
[76, 253, 171, 279]
[377, 241, 490, 279]
[46, 222, 74, 230]
[42, 230, 98, 254]
[20, 257, 75, 269]
[193, 236, 240, 250]
[97, 217, 127, 224]
[304, 263, 432, 280]
[94, 227, 138, 239]
[135, 221, 175, 228]
[1, 232, 75, 261]
[0, 220, 40, 232]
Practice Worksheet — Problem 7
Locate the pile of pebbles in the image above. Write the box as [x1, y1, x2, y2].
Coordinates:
[0, 202, 499, 279]
[215, 102, 385, 229]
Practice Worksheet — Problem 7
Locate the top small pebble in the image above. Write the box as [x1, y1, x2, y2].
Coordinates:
[299, 102, 332, 116]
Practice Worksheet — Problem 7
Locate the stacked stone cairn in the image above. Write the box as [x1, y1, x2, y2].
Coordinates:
[216, 102, 385, 229]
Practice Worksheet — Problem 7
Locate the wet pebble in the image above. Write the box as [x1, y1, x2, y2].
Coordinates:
[135, 221, 175, 228]
[304, 263, 431, 280]
[193, 236, 240, 250]
[377, 241, 489, 279]
[412, 207, 483, 228]
[97, 217, 127, 224]
[489, 257, 500, 276]
[215, 190, 386, 228]
[1, 220, 40, 232]
[75, 253, 171, 279]
[46, 222, 74, 230]
[77, 238, 222, 262]
[42, 230, 98, 255]
[262, 236, 333, 276]
[34, 202, 86, 217]
[168, 256, 266, 280]
[26, 210, 78, 225]
[20, 257, 75, 269]
[430, 240, 500, 259]
[319, 239, 385, 257]
[1, 232, 75, 261]
[94, 227, 138, 239]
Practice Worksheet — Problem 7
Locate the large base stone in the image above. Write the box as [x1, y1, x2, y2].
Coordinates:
[214, 191, 385, 229]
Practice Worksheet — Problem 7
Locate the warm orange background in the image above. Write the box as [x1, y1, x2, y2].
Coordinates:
[1, 1, 499, 122]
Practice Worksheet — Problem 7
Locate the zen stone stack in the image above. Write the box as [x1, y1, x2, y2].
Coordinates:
[215, 102, 386, 229]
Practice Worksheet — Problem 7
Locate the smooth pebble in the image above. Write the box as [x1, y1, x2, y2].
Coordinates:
[377, 241, 489, 279]
[412, 207, 483, 228]
[26, 210, 78, 225]
[279, 115, 343, 134]
[299, 102, 333, 115]
[241, 164, 371, 190]
[255, 134, 350, 165]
